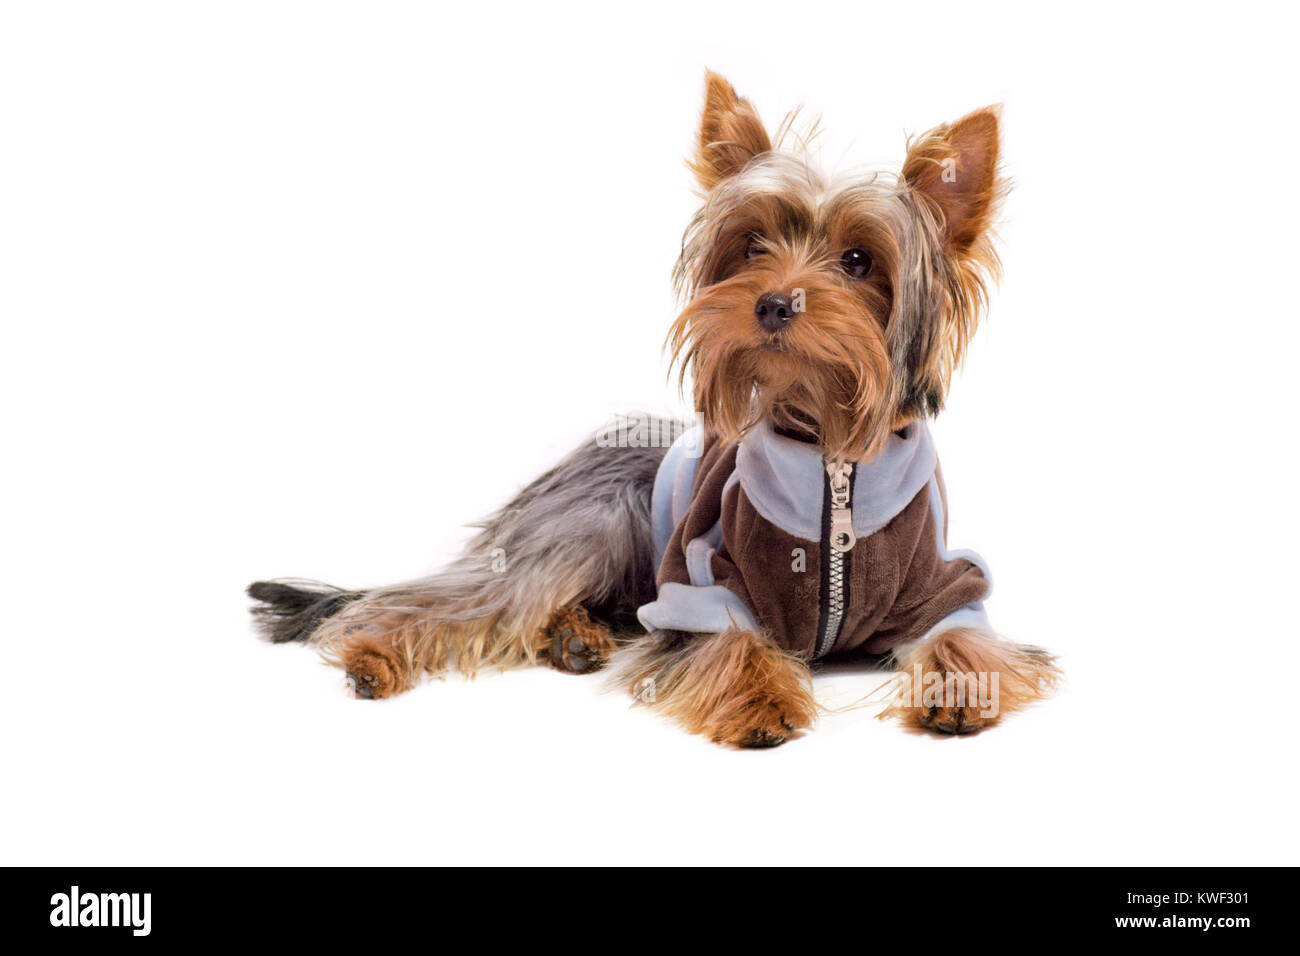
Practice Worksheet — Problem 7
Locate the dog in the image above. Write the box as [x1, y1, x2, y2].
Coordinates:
[249, 72, 1060, 747]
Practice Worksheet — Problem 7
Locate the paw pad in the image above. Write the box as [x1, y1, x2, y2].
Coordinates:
[739, 727, 788, 749]
[541, 608, 613, 674]
[347, 671, 381, 699]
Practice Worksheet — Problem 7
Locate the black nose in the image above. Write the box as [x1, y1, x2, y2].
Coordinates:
[755, 292, 796, 332]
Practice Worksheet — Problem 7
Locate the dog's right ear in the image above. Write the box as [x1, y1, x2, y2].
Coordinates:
[690, 71, 771, 192]
[902, 106, 1003, 256]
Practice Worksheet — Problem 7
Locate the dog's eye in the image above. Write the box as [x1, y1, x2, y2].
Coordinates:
[745, 234, 764, 260]
[840, 247, 873, 279]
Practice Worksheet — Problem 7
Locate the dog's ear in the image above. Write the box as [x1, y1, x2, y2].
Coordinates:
[902, 106, 1003, 254]
[895, 107, 1005, 419]
[690, 71, 772, 192]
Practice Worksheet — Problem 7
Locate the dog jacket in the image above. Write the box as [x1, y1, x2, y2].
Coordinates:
[638, 419, 992, 658]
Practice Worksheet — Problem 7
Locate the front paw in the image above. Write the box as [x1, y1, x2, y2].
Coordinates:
[713, 696, 804, 749]
[880, 627, 1060, 734]
[617, 627, 817, 749]
[917, 701, 991, 735]
[883, 656, 1003, 736]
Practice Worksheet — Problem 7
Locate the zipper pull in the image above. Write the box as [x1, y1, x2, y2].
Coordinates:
[826, 459, 856, 553]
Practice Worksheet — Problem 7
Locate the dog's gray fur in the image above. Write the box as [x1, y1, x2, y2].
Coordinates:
[248, 419, 678, 659]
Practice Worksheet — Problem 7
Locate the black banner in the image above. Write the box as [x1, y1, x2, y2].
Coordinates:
[6, 867, 1280, 943]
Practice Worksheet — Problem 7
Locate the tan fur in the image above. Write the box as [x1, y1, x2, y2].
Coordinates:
[667, 212, 896, 462]
[538, 605, 616, 674]
[690, 71, 773, 192]
[317, 566, 601, 698]
[902, 107, 1005, 255]
[320, 606, 507, 699]
[610, 628, 817, 748]
[879, 628, 1061, 734]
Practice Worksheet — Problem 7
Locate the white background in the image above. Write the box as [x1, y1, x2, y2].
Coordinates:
[3, 1, 1297, 866]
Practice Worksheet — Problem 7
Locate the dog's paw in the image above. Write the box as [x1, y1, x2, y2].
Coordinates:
[917, 703, 990, 735]
[879, 628, 1061, 735]
[714, 697, 800, 749]
[541, 606, 614, 674]
[342, 650, 399, 700]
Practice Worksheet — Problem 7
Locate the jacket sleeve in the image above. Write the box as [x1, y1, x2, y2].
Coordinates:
[867, 467, 993, 653]
[636, 434, 761, 636]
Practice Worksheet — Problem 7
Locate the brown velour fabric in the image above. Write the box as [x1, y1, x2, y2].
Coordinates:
[655, 431, 989, 658]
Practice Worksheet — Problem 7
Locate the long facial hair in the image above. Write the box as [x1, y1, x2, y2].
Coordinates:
[668, 230, 894, 461]
[669, 74, 1005, 463]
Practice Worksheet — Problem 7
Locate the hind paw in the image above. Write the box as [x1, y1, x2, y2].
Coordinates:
[541, 606, 614, 674]
[341, 649, 400, 699]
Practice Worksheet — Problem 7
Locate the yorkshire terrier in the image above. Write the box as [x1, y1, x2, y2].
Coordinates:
[249, 72, 1060, 747]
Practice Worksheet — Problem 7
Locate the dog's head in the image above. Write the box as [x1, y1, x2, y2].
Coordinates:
[669, 72, 1006, 460]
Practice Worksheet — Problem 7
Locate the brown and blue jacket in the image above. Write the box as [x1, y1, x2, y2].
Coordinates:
[637, 419, 991, 659]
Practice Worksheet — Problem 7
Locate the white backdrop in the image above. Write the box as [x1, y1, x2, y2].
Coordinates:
[2, 1, 1297, 865]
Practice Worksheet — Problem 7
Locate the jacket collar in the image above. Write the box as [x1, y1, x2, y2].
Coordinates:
[734, 417, 937, 542]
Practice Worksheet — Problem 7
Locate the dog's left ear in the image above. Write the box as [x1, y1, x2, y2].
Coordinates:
[902, 106, 1002, 254]
[895, 107, 1005, 419]
[690, 71, 772, 192]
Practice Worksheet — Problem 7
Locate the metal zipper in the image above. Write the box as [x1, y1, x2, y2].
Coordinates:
[815, 459, 855, 659]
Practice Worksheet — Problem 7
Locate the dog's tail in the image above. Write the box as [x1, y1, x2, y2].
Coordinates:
[248, 417, 680, 687]
[247, 579, 364, 644]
